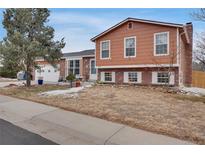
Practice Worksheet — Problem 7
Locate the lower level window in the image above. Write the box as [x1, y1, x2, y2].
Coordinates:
[104, 72, 112, 81]
[69, 60, 80, 76]
[157, 72, 169, 83]
[128, 72, 138, 82]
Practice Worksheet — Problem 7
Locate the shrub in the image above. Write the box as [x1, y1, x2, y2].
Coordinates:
[0, 67, 17, 78]
[66, 73, 76, 88]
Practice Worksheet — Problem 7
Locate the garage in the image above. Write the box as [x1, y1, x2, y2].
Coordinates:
[35, 64, 60, 83]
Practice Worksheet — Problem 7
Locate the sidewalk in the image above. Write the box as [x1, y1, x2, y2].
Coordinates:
[0, 95, 192, 145]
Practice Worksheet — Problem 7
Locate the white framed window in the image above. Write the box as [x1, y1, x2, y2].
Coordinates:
[100, 72, 115, 82]
[124, 36, 136, 58]
[124, 72, 142, 83]
[154, 32, 169, 56]
[157, 72, 169, 83]
[105, 72, 112, 81]
[69, 60, 80, 76]
[152, 71, 174, 85]
[100, 40, 110, 59]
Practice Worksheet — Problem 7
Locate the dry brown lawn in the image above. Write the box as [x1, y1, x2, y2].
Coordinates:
[0, 84, 205, 144]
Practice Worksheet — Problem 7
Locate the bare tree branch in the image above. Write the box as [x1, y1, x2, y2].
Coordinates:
[191, 8, 205, 22]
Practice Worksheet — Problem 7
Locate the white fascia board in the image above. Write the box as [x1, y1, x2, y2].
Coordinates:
[96, 64, 179, 69]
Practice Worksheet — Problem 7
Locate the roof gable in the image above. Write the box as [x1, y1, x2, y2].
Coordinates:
[91, 17, 184, 41]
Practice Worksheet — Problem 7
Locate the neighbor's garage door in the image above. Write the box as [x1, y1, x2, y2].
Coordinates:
[35, 64, 60, 82]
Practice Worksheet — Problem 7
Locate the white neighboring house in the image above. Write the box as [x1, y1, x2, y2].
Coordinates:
[35, 63, 60, 83]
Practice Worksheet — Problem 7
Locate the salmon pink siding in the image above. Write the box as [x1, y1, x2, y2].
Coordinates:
[95, 22, 178, 67]
[93, 19, 193, 86]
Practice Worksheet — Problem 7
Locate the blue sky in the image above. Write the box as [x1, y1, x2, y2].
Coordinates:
[0, 8, 204, 53]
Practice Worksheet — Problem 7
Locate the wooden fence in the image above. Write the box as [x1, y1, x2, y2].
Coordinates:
[192, 70, 205, 88]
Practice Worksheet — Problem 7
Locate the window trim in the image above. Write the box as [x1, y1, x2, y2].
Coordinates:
[154, 32, 169, 56]
[124, 36, 136, 58]
[101, 72, 115, 83]
[100, 40, 111, 59]
[104, 72, 112, 82]
[124, 71, 142, 84]
[157, 72, 169, 84]
[152, 71, 175, 85]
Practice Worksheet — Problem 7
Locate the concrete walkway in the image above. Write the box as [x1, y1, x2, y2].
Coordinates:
[0, 95, 192, 145]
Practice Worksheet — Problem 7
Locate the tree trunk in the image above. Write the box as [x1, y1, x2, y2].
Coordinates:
[26, 64, 31, 87]
[26, 71, 31, 87]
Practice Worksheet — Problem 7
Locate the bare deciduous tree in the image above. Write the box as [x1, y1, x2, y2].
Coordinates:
[195, 32, 205, 66]
[152, 51, 178, 87]
[192, 9, 205, 68]
[192, 8, 205, 22]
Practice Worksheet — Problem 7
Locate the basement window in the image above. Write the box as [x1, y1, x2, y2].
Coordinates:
[157, 72, 169, 83]
[104, 72, 112, 82]
[128, 72, 138, 82]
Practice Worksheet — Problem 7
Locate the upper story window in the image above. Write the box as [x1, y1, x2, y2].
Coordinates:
[124, 36, 136, 58]
[154, 32, 169, 56]
[100, 40, 110, 59]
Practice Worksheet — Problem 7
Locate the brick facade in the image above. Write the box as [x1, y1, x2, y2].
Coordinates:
[82, 57, 93, 81]
[180, 23, 193, 86]
[98, 67, 179, 85]
[59, 59, 66, 79]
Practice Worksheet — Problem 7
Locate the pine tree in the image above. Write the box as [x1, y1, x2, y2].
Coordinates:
[0, 8, 65, 86]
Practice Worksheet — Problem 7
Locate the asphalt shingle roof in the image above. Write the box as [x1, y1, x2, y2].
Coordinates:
[63, 49, 95, 57]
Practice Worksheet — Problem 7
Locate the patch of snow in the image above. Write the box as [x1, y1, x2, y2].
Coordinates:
[0, 77, 17, 81]
[40, 86, 84, 96]
[179, 87, 205, 96]
[0, 81, 30, 88]
[82, 81, 95, 88]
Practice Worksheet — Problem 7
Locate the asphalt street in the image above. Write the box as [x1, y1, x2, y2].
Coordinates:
[0, 118, 57, 145]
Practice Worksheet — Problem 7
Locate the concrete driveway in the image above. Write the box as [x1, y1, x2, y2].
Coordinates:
[0, 94, 192, 145]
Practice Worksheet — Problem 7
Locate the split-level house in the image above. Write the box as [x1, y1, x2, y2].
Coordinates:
[34, 17, 193, 87]
[91, 18, 193, 86]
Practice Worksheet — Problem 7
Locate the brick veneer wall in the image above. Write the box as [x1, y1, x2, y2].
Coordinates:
[184, 23, 193, 86]
[59, 59, 66, 79]
[98, 67, 179, 85]
[180, 23, 193, 86]
[82, 57, 94, 81]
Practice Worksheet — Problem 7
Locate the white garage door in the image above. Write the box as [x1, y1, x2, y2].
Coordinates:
[35, 64, 60, 83]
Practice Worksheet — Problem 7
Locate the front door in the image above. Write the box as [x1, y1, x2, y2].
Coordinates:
[90, 59, 97, 80]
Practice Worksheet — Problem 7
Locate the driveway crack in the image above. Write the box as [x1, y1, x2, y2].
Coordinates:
[104, 125, 126, 145]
